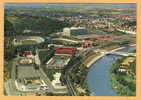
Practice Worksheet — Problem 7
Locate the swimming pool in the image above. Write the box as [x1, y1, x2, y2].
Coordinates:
[53, 60, 64, 65]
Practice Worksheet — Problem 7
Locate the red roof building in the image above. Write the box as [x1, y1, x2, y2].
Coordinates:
[24, 51, 32, 56]
[81, 42, 94, 48]
[100, 36, 116, 41]
[55, 47, 77, 55]
[120, 65, 132, 72]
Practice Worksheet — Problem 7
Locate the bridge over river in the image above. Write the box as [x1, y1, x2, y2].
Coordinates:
[94, 49, 136, 57]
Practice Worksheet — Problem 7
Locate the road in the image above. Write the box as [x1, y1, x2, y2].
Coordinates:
[38, 67, 54, 92]
[63, 60, 82, 96]
[65, 75, 77, 96]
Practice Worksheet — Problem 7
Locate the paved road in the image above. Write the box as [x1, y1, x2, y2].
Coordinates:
[39, 67, 54, 92]
[65, 75, 77, 96]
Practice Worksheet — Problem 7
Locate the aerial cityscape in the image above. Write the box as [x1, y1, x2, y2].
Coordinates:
[4, 3, 136, 96]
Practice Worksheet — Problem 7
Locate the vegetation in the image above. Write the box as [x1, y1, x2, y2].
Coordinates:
[99, 39, 131, 50]
[4, 4, 136, 96]
[4, 17, 15, 82]
[44, 92, 69, 96]
[110, 57, 136, 96]
[4, 18, 15, 60]
[68, 61, 90, 96]
[4, 18, 14, 36]
[4, 60, 13, 81]
[6, 15, 73, 36]
[102, 29, 127, 36]
[39, 49, 55, 64]
[121, 20, 136, 27]
[62, 55, 90, 96]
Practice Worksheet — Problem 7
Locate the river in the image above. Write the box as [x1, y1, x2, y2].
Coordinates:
[86, 46, 135, 96]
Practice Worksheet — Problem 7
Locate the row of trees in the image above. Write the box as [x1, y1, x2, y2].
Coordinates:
[68, 61, 90, 96]
[62, 54, 90, 96]
[4, 17, 15, 60]
[4, 17, 15, 82]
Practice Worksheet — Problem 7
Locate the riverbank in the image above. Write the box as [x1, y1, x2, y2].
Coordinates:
[67, 59, 90, 96]
[86, 54, 120, 96]
[84, 46, 134, 68]
[86, 46, 135, 96]
[110, 56, 136, 96]
[117, 29, 136, 34]
[84, 53, 105, 68]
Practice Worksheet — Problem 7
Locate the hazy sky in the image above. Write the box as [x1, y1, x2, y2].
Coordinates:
[5, 3, 136, 8]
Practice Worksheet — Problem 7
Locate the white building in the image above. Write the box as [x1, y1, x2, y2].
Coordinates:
[52, 73, 67, 89]
[62, 27, 87, 36]
[52, 73, 62, 87]
[63, 28, 71, 36]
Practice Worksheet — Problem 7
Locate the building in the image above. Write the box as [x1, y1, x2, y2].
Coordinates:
[100, 36, 116, 41]
[46, 55, 71, 69]
[81, 42, 94, 48]
[52, 73, 62, 87]
[13, 36, 45, 46]
[19, 58, 34, 65]
[62, 27, 87, 36]
[118, 65, 132, 73]
[23, 51, 32, 56]
[52, 73, 67, 91]
[55, 47, 77, 55]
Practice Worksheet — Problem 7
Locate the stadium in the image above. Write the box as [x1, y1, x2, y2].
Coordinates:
[13, 36, 45, 45]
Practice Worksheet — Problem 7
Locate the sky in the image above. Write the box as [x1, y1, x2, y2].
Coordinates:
[5, 3, 136, 8]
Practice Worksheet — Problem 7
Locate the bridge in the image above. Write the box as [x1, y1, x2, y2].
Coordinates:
[109, 51, 136, 57]
[94, 49, 136, 57]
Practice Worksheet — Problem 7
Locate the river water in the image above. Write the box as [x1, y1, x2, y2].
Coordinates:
[86, 46, 135, 96]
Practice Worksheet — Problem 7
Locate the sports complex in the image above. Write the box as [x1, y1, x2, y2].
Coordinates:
[13, 36, 45, 45]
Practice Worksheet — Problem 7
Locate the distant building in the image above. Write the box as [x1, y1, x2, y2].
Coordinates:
[23, 30, 32, 33]
[81, 42, 94, 48]
[23, 30, 42, 34]
[62, 27, 87, 36]
[13, 36, 45, 46]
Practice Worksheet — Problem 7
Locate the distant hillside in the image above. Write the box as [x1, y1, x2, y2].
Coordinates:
[5, 15, 73, 35]
[5, 3, 136, 17]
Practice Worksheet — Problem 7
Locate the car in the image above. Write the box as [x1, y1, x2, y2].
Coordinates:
[40, 85, 48, 90]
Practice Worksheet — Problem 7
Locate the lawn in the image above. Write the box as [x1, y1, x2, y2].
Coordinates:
[54, 55, 70, 60]
[38, 49, 54, 64]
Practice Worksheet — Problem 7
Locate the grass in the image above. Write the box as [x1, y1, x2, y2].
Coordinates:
[4, 60, 13, 81]
[39, 49, 54, 64]
[4, 87, 7, 96]
[7, 16, 20, 24]
[54, 55, 70, 60]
